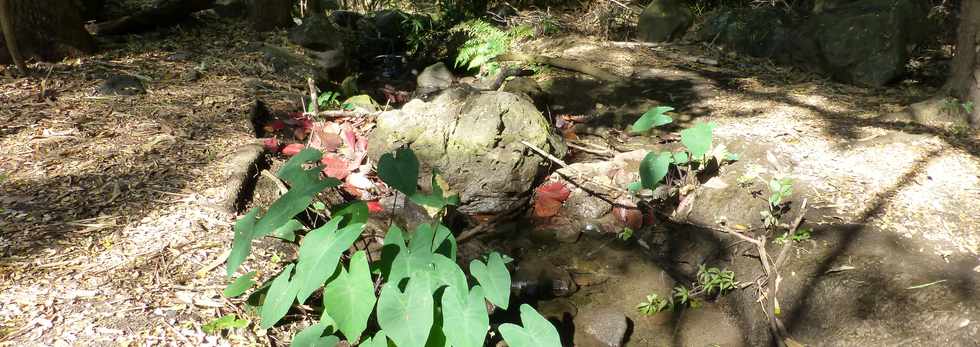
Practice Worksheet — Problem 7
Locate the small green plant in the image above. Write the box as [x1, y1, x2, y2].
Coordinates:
[761, 177, 793, 229]
[630, 106, 738, 196]
[307, 90, 341, 113]
[638, 265, 737, 316]
[223, 147, 560, 346]
[202, 314, 249, 334]
[774, 227, 811, 245]
[637, 293, 671, 316]
[617, 227, 634, 241]
[452, 20, 533, 75]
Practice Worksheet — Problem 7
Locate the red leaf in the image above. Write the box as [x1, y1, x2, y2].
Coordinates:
[262, 138, 281, 152]
[308, 123, 343, 153]
[282, 143, 305, 156]
[320, 154, 351, 180]
[531, 182, 571, 218]
[366, 201, 383, 213]
[533, 198, 564, 218]
[264, 119, 286, 132]
[536, 182, 571, 202]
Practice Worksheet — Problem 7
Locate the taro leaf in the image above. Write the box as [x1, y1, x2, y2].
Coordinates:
[425, 313, 450, 347]
[272, 219, 304, 242]
[377, 273, 436, 347]
[387, 245, 435, 290]
[673, 152, 690, 165]
[202, 314, 249, 334]
[322, 251, 376, 342]
[469, 252, 510, 310]
[680, 122, 716, 161]
[410, 170, 460, 209]
[498, 304, 562, 347]
[223, 271, 256, 298]
[630, 106, 674, 134]
[377, 225, 408, 278]
[431, 223, 456, 260]
[290, 323, 340, 347]
[228, 208, 260, 277]
[410, 223, 456, 260]
[332, 201, 370, 226]
[627, 181, 643, 193]
[639, 151, 672, 190]
[441, 285, 490, 347]
[255, 148, 340, 239]
[431, 254, 468, 301]
[294, 217, 366, 303]
[378, 147, 419, 197]
[361, 331, 390, 347]
[259, 264, 298, 329]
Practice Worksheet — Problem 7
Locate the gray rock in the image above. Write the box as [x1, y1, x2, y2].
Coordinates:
[368, 87, 566, 214]
[95, 74, 145, 96]
[288, 14, 343, 51]
[260, 44, 329, 84]
[213, 0, 244, 17]
[637, 0, 692, 43]
[696, 7, 793, 59]
[416, 62, 453, 95]
[791, 0, 930, 86]
[576, 308, 628, 347]
[180, 69, 201, 82]
[330, 10, 362, 30]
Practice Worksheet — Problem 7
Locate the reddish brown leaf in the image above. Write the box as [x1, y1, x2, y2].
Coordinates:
[308, 122, 343, 153]
[366, 201, 383, 213]
[263, 138, 280, 152]
[264, 119, 286, 132]
[282, 143, 305, 156]
[536, 182, 571, 202]
[320, 154, 350, 180]
[532, 182, 571, 218]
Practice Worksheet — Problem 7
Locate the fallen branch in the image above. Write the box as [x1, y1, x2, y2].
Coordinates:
[498, 52, 622, 82]
[520, 140, 629, 205]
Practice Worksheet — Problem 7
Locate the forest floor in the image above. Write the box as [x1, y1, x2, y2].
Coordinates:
[1, 13, 979, 346]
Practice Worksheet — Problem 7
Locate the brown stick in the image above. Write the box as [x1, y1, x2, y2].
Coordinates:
[498, 52, 622, 82]
[0, 0, 26, 75]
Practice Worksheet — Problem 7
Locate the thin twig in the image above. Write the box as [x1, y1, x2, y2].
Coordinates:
[260, 170, 288, 196]
[307, 77, 319, 116]
[776, 198, 807, 268]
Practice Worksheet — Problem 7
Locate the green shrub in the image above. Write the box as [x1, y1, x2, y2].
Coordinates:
[222, 147, 560, 346]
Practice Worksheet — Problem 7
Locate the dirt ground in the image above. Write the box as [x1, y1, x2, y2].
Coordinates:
[2, 12, 979, 346]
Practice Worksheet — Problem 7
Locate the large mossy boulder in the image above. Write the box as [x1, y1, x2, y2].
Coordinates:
[368, 88, 567, 214]
[289, 14, 344, 52]
[792, 0, 930, 87]
[637, 0, 693, 43]
[696, 7, 793, 59]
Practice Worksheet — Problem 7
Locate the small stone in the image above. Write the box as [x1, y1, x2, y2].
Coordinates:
[416, 62, 453, 95]
[95, 75, 145, 96]
[575, 308, 628, 347]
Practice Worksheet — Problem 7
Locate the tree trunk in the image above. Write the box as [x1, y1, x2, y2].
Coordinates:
[890, 0, 980, 129]
[942, 0, 980, 127]
[250, 0, 294, 32]
[0, 0, 95, 67]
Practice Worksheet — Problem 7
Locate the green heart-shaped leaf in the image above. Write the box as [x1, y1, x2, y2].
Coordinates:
[469, 252, 510, 310]
[441, 285, 490, 347]
[290, 323, 339, 347]
[498, 304, 562, 347]
[630, 106, 674, 134]
[378, 147, 419, 197]
[294, 218, 365, 303]
[680, 122, 716, 161]
[639, 151, 672, 190]
[259, 264, 298, 329]
[378, 273, 436, 347]
[223, 271, 256, 298]
[322, 251, 376, 342]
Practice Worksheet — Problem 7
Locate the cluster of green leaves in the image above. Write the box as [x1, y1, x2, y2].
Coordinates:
[628, 106, 738, 193]
[637, 266, 737, 316]
[761, 177, 793, 229]
[451, 20, 533, 75]
[222, 147, 560, 346]
[308, 91, 342, 113]
[774, 227, 811, 245]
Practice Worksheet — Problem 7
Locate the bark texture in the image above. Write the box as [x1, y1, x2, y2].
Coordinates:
[0, 0, 95, 66]
[943, 0, 980, 127]
[250, 0, 294, 32]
